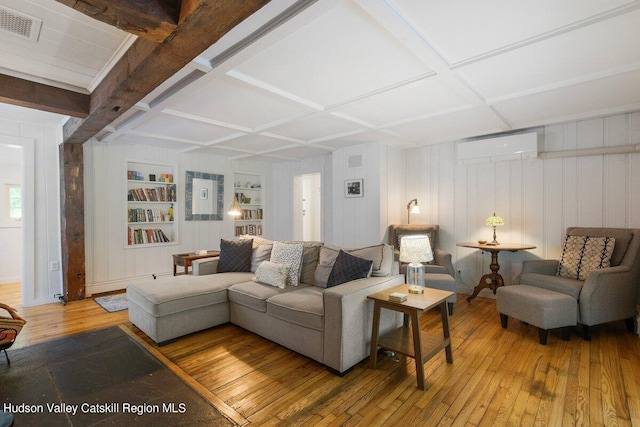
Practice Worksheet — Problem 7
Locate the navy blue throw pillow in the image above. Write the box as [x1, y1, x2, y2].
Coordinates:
[326, 250, 373, 288]
[218, 239, 253, 272]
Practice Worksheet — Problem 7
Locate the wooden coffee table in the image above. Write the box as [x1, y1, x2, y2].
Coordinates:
[368, 284, 453, 390]
[172, 251, 220, 275]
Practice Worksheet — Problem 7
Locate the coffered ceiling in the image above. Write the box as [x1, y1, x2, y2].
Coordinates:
[2, 0, 640, 162]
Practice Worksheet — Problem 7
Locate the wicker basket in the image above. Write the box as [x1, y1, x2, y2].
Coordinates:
[0, 303, 26, 347]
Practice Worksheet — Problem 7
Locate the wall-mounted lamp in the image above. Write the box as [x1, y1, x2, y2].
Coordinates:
[406, 198, 420, 224]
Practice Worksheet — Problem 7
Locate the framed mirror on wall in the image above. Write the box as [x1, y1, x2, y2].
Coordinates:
[185, 171, 224, 220]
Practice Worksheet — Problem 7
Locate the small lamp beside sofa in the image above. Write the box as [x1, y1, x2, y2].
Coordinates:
[388, 224, 464, 314]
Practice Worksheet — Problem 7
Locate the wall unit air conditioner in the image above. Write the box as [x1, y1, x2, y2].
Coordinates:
[457, 132, 538, 165]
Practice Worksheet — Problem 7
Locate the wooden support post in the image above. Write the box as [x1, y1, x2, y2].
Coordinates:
[59, 143, 86, 302]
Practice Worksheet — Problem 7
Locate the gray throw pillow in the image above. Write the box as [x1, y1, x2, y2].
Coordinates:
[218, 238, 253, 272]
[326, 250, 373, 288]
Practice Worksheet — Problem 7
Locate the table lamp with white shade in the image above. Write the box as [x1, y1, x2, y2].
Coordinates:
[400, 234, 434, 294]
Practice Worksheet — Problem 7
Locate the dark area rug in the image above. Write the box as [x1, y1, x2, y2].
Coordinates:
[0, 326, 233, 426]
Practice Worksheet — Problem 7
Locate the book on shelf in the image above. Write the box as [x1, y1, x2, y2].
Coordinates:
[128, 185, 177, 202]
[128, 208, 169, 223]
[234, 224, 263, 236]
[128, 227, 171, 245]
[389, 292, 407, 303]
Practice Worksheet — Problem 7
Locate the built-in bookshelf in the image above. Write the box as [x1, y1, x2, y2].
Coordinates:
[234, 172, 264, 237]
[126, 161, 178, 247]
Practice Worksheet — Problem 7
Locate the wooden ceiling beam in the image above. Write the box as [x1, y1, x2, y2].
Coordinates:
[61, 0, 271, 144]
[54, 0, 181, 42]
[0, 74, 89, 118]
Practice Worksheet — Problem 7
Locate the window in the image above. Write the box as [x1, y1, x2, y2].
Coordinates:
[8, 184, 21, 220]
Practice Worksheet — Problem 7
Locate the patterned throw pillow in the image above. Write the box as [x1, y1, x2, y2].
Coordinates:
[326, 250, 373, 288]
[253, 261, 290, 289]
[217, 238, 253, 272]
[270, 242, 304, 287]
[557, 235, 616, 280]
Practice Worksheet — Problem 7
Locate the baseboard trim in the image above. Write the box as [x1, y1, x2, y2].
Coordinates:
[86, 273, 172, 296]
[0, 276, 21, 285]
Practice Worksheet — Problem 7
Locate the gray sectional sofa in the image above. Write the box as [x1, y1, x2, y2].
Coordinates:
[127, 238, 404, 374]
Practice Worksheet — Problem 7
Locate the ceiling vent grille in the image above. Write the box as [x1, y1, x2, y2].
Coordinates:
[0, 6, 42, 42]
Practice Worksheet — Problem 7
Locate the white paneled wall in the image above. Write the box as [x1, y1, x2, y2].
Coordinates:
[331, 143, 384, 248]
[83, 140, 272, 294]
[410, 111, 640, 293]
[271, 142, 406, 248]
[379, 144, 405, 244]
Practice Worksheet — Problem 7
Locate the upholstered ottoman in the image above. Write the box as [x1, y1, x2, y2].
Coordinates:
[425, 273, 458, 315]
[127, 273, 252, 345]
[496, 285, 577, 344]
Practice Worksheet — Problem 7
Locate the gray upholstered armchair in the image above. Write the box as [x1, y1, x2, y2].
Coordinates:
[388, 224, 461, 314]
[520, 227, 640, 340]
[388, 224, 455, 276]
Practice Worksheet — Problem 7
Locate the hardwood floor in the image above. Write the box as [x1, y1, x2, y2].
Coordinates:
[3, 282, 640, 426]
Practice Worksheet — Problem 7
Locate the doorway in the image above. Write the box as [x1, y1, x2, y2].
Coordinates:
[0, 143, 23, 294]
[0, 136, 34, 306]
[293, 173, 321, 241]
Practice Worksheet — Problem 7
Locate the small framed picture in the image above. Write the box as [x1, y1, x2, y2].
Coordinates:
[345, 179, 363, 198]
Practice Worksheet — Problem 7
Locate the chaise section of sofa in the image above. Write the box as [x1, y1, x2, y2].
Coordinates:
[127, 273, 252, 344]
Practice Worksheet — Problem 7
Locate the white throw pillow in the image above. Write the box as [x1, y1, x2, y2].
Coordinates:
[253, 261, 290, 289]
[270, 241, 304, 287]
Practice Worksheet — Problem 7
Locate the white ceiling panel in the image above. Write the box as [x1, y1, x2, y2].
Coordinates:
[318, 130, 411, 150]
[268, 113, 363, 141]
[0, 0, 130, 91]
[133, 115, 241, 143]
[111, 134, 198, 151]
[189, 145, 263, 158]
[458, 9, 640, 100]
[169, 77, 309, 129]
[232, 1, 432, 107]
[388, 107, 507, 144]
[314, 139, 369, 150]
[267, 144, 331, 160]
[233, 154, 287, 163]
[216, 134, 295, 152]
[391, 0, 636, 65]
[332, 76, 472, 126]
[494, 70, 640, 127]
